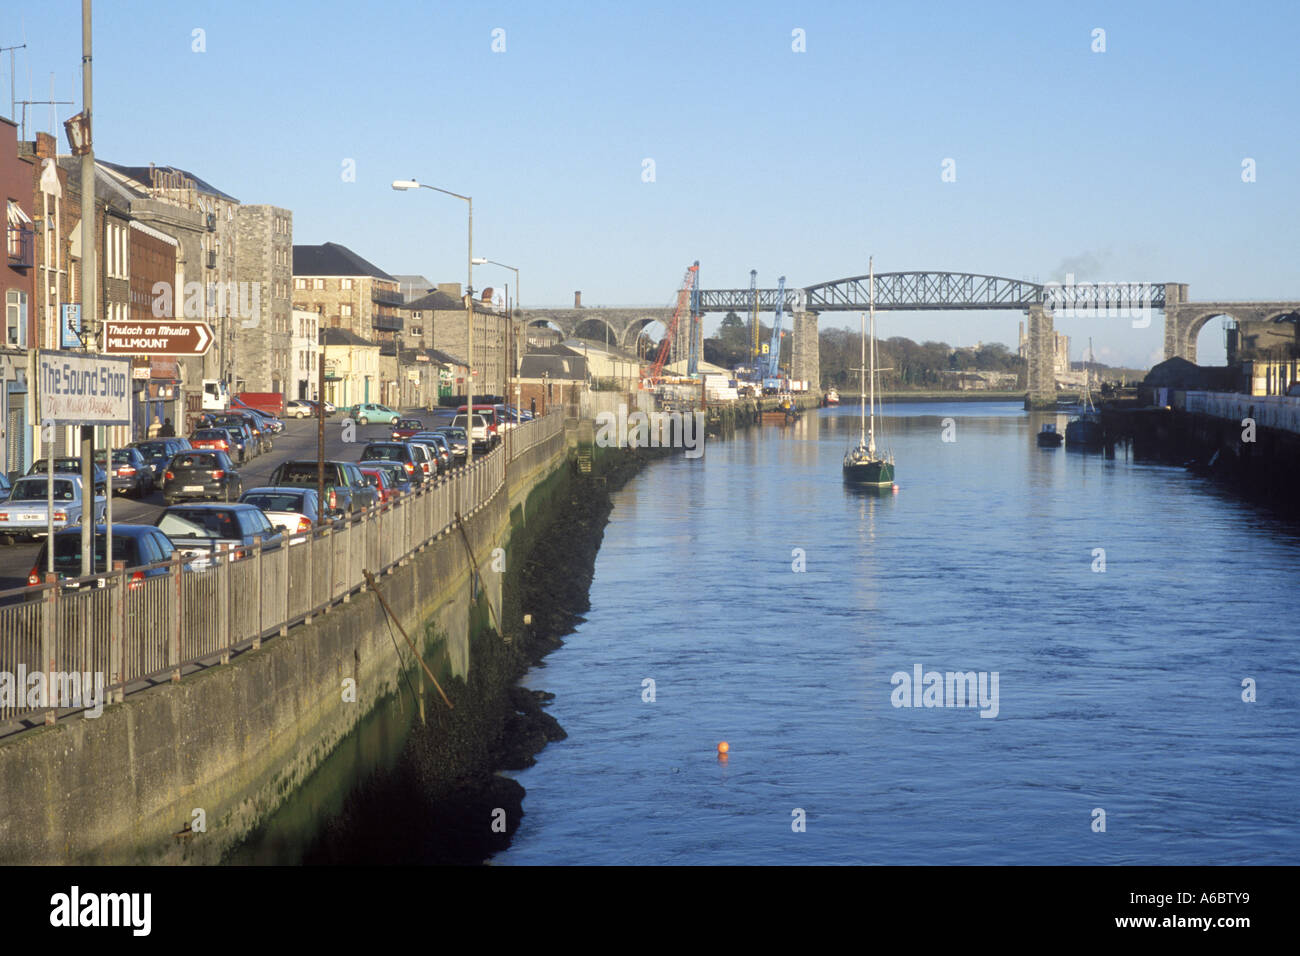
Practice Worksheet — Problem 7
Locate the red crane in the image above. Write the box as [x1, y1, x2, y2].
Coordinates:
[644, 263, 699, 386]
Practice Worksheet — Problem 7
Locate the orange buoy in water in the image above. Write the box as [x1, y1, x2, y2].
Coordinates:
[717, 741, 730, 754]
[892, 484, 899, 493]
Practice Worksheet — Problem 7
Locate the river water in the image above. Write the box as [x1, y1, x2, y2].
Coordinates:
[497, 402, 1300, 865]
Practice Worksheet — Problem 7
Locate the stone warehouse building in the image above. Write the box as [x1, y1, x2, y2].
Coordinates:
[235, 205, 293, 393]
[292, 242, 403, 345]
[401, 284, 510, 399]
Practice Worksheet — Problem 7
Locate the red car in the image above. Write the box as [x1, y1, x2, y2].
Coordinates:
[359, 466, 398, 505]
[190, 428, 234, 454]
[390, 418, 424, 440]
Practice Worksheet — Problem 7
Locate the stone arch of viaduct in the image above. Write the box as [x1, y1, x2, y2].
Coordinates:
[517, 308, 677, 354]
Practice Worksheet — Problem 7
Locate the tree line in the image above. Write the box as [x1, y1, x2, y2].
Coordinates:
[703, 312, 1023, 389]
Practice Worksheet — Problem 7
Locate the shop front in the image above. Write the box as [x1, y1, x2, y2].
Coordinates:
[133, 357, 181, 439]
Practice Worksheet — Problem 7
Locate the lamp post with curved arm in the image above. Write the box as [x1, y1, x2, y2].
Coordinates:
[472, 257, 521, 426]
[393, 179, 474, 466]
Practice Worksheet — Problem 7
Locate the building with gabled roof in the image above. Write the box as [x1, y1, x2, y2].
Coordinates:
[293, 242, 402, 349]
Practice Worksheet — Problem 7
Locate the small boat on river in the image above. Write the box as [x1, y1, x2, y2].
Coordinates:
[843, 258, 895, 488]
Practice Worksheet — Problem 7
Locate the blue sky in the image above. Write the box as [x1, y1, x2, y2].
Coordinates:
[7, 0, 1298, 366]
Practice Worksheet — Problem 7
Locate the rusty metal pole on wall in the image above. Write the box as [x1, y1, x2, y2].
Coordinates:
[317, 350, 325, 524]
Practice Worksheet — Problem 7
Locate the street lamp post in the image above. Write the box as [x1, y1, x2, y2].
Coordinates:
[393, 179, 474, 466]
[471, 256, 522, 423]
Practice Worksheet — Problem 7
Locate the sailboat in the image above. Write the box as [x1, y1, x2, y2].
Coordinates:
[843, 258, 895, 487]
[1064, 338, 1103, 447]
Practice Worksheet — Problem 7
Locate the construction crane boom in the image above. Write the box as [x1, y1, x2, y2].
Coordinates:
[646, 262, 699, 386]
[688, 264, 702, 376]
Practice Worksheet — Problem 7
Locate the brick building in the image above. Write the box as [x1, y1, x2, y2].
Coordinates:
[0, 116, 35, 476]
[129, 221, 180, 436]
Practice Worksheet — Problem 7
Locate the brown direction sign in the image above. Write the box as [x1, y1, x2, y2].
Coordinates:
[102, 320, 213, 356]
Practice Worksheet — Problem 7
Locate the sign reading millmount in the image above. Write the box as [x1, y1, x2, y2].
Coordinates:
[37, 350, 132, 426]
[102, 319, 213, 356]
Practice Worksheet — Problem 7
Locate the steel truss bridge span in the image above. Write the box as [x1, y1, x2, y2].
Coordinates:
[696, 272, 1169, 313]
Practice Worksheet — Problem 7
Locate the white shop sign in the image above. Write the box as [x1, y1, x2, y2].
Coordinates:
[37, 350, 132, 426]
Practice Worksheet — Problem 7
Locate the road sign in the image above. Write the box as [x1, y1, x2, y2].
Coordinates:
[102, 320, 213, 356]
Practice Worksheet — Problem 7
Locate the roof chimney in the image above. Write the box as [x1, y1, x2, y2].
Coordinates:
[35, 132, 56, 159]
[574, 291, 582, 308]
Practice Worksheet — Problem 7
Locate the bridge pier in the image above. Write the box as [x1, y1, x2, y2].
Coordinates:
[791, 311, 820, 387]
[1025, 304, 1056, 409]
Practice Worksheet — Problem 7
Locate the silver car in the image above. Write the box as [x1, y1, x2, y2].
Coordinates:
[0, 474, 107, 540]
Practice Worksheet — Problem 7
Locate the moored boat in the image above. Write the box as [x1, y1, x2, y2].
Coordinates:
[843, 258, 896, 487]
[824, 388, 840, 406]
[1037, 422, 1063, 447]
[1065, 338, 1104, 448]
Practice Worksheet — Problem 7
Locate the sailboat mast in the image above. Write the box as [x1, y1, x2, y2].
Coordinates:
[859, 308, 867, 449]
[868, 257, 876, 455]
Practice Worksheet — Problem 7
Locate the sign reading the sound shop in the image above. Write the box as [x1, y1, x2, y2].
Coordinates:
[37, 350, 132, 426]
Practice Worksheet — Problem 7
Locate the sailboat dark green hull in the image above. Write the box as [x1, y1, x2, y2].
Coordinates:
[842, 459, 895, 486]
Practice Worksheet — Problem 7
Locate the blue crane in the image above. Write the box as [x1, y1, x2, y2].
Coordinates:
[765, 276, 787, 381]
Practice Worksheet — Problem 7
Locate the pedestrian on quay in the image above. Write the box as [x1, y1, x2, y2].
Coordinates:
[147, 416, 162, 438]
[159, 417, 176, 437]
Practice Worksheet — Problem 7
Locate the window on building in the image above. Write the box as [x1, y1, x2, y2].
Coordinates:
[6, 290, 27, 347]
[313, 278, 324, 290]
[341, 304, 352, 317]
[341, 278, 353, 290]
[295, 277, 307, 290]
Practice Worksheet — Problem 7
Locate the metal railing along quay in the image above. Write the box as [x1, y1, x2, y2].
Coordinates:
[0, 412, 565, 731]
[1179, 390, 1300, 435]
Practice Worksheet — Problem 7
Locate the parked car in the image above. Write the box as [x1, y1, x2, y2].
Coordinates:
[358, 442, 426, 484]
[0, 472, 11, 503]
[27, 524, 178, 588]
[0, 474, 106, 541]
[246, 408, 285, 436]
[492, 404, 520, 432]
[451, 413, 492, 453]
[346, 402, 401, 426]
[190, 427, 248, 463]
[28, 457, 108, 496]
[430, 426, 468, 464]
[239, 486, 327, 536]
[408, 433, 451, 473]
[155, 503, 282, 566]
[391, 418, 424, 440]
[364, 460, 415, 498]
[293, 398, 335, 415]
[456, 404, 501, 445]
[131, 438, 192, 483]
[410, 440, 437, 477]
[92, 447, 155, 497]
[205, 412, 270, 454]
[286, 399, 316, 419]
[357, 467, 399, 505]
[267, 460, 377, 516]
[426, 429, 467, 468]
[161, 450, 242, 504]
